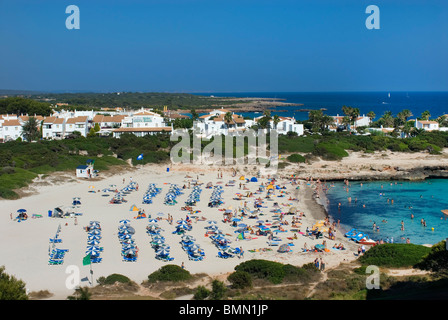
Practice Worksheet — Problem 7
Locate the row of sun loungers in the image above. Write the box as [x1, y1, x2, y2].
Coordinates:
[119, 220, 138, 262]
[86, 221, 103, 264]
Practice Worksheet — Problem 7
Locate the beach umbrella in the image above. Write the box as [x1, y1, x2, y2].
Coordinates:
[124, 248, 137, 256]
[17, 209, 27, 212]
[119, 219, 130, 224]
[89, 229, 101, 235]
[182, 235, 195, 241]
[88, 235, 102, 240]
[208, 220, 217, 225]
[152, 238, 165, 245]
[148, 219, 158, 223]
[119, 234, 132, 240]
[231, 218, 241, 222]
[238, 223, 247, 228]
[87, 240, 100, 246]
[86, 248, 101, 256]
[156, 249, 170, 256]
[86, 245, 100, 251]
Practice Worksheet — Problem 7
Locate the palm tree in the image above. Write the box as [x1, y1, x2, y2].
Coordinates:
[400, 109, 413, 122]
[420, 110, 431, 121]
[21, 116, 41, 142]
[272, 114, 280, 131]
[224, 112, 234, 131]
[380, 111, 394, 127]
[367, 111, 376, 124]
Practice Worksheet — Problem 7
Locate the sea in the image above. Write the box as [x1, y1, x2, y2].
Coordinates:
[193, 91, 448, 121]
[193, 91, 448, 245]
[324, 180, 448, 245]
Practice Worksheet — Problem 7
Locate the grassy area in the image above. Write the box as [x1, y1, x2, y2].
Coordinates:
[277, 130, 448, 159]
[358, 243, 432, 268]
[0, 135, 175, 199]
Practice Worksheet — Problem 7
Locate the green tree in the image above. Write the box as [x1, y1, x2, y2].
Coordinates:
[210, 280, 226, 300]
[342, 105, 360, 130]
[420, 110, 431, 120]
[67, 286, 92, 300]
[308, 110, 333, 133]
[379, 111, 394, 127]
[190, 109, 199, 121]
[21, 116, 41, 142]
[367, 111, 376, 125]
[224, 111, 234, 129]
[0, 266, 28, 300]
[272, 114, 280, 131]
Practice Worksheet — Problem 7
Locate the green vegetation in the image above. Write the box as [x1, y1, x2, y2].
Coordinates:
[67, 287, 92, 300]
[147, 265, 193, 283]
[227, 270, 253, 289]
[358, 243, 432, 268]
[193, 286, 211, 300]
[278, 130, 448, 159]
[0, 266, 28, 300]
[233, 259, 319, 285]
[415, 240, 448, 274]
[97, 274, 132, 285]
[0, 97, 52, 116]
[24, 92, 252, 110]
[0, 134, 176, 199]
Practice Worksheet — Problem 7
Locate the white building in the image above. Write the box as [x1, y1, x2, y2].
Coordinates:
[65, 116, 89, 137]
[92, 114, 126, 136]
[195, 109, 248, 137]
[76, 160, 95, 178]
[415, 119, 439, 131]
[254, 115, 304, 135]
[0, 119, 22, 142]
[42, 117, 65, 139]
[331, 114, 372, 131]
[112, 108, 171, 138]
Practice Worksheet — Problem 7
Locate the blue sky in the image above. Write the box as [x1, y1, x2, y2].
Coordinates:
[0, 0, 447, 92]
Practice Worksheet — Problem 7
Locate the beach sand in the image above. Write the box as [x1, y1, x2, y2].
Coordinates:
[0, 163, 360, 300]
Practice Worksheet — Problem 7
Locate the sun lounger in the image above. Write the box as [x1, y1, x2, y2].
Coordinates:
[48, 259, 64, 265]
[267, 240, 280, 246]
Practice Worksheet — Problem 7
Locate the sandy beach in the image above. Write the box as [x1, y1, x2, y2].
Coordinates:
[0, 162, 360, 300]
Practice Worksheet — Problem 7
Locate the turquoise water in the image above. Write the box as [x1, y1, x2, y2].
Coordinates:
[325, 179, 448, 245]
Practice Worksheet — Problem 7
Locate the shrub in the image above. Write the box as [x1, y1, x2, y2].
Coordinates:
[415, 240, 448, 273]
[99, 274, 131, 285]
[286, 154, 306, 163]
[228, 271, 253, 289]
[234, 259, 285, 284]
[210, 280, 226, 300]
[358, 244, 431, 268]
[147, 264, 192, 283]
[193, 285, 210, 300]
[313, 142, 349, 160]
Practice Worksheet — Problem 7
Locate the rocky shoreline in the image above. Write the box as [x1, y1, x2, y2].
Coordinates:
[305, 165, 448, 182]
